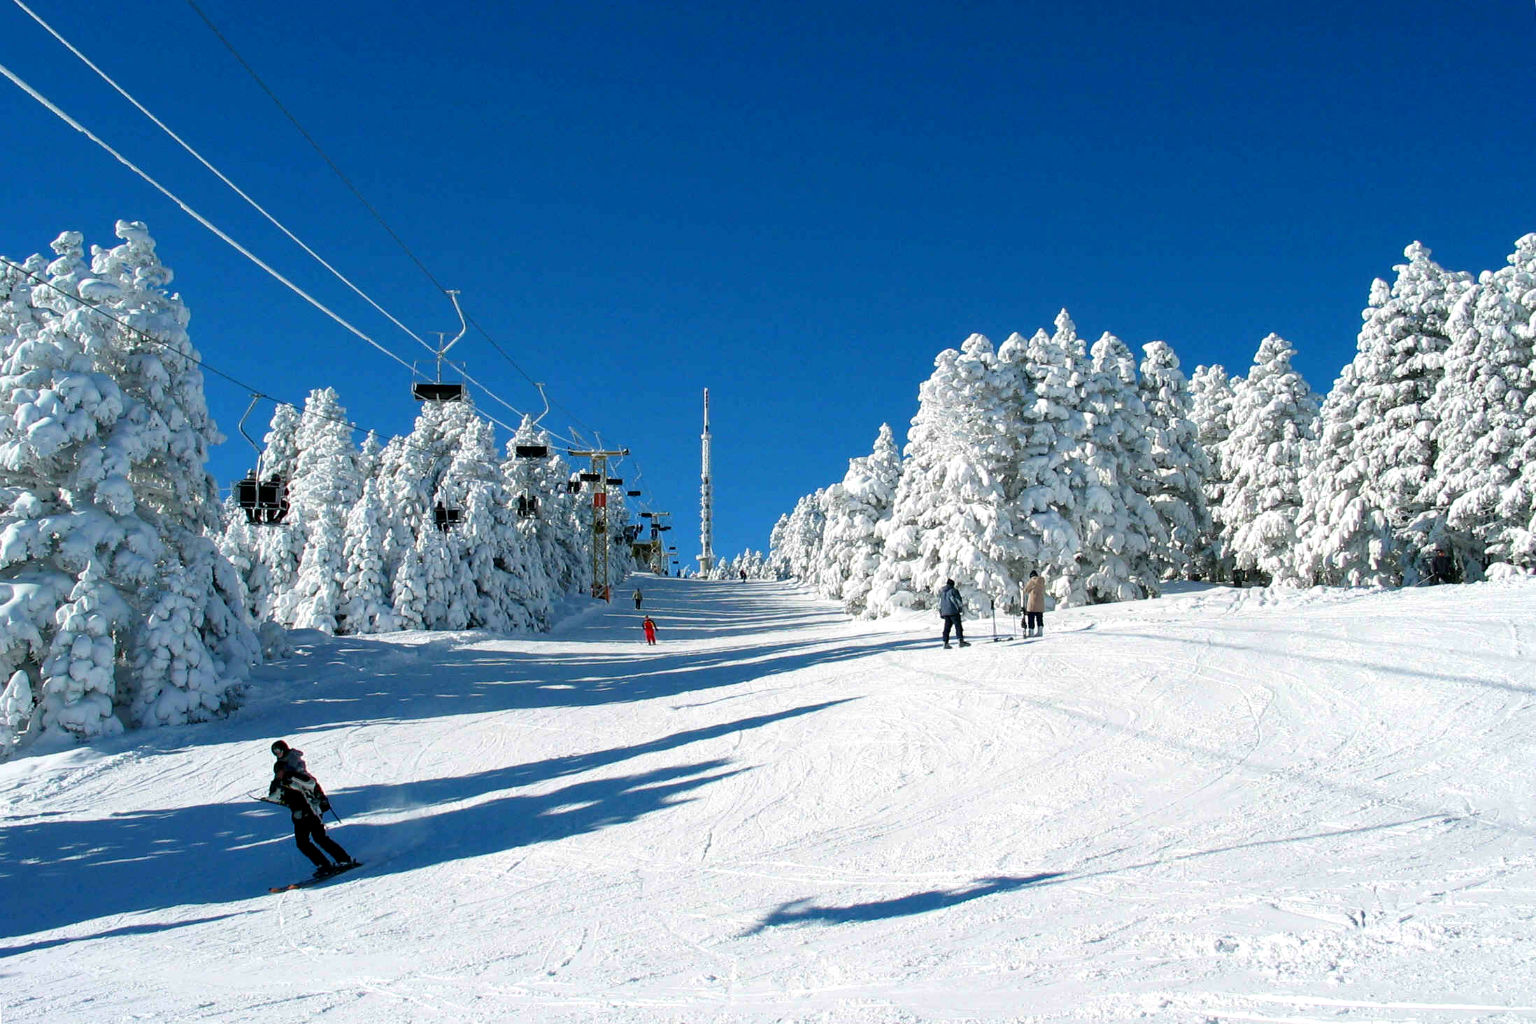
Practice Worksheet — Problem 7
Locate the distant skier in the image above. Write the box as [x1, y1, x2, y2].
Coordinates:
[1022, 571, 1046, 638]
[938, 579, 969, 648]
[1428, 548, 1455, 585]
[740, 569, 748, 582]
[642, 615, 658, 645]
[633, 588, 644, 610]
[266, 742, 354, 878]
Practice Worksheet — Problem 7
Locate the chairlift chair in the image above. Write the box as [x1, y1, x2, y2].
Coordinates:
[433, 503, 462, 531]
[412, 381, 465, 402]
[235, 471, 290, 525]
[514, 444, 549, 458]
[232, 397, 290, 526]
[517, 495, 540, 518]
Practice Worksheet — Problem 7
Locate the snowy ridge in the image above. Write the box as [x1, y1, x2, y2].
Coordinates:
[3, 574, 1535, 1022]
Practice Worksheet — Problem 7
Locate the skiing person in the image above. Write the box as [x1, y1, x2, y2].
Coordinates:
[633, 588, 643, 610]
[266, 744, 354, 878]
[1428, 547, 1455, 585]
[1022, 571, 1047, 638]
[938, 578, 969, 648]
[270, 740, 329, 813]
[642, 615, 658, 645]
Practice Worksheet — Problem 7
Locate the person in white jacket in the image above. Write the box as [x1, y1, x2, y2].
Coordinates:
[1022, 571, 1047, 638]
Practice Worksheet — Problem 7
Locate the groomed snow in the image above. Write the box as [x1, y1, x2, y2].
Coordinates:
[3, 575, 1535, 1022]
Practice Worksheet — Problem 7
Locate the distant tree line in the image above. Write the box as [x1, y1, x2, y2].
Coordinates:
[770, 236, 1536, 616]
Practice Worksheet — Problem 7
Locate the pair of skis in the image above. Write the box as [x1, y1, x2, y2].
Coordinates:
[268, 860, 363, 894]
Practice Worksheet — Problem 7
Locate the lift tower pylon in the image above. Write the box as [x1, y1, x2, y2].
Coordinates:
[568, 447, 629, 600]
[698, 388, 714, 575]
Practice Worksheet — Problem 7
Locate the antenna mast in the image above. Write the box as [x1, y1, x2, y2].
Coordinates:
[698, 388, 715, 574]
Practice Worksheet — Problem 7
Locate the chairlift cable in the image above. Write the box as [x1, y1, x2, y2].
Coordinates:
[15, 0, 567, 450]
[12, 0, 440, 363]
[0, 57, 572, 461]
[3, 14, 635, 488]
[184, 0, 608, 447]
[0, 59, 420, 377]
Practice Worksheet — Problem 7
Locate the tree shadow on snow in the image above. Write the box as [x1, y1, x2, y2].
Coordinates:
[0, 912, 255, 958]
[155, 592, 924, 757]
[1, 700, 846, 941]
[746, 873, 1065, 934]
[339, 699, 852, 815]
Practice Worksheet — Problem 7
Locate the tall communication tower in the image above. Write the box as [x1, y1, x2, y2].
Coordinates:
[698, 388, 715, 574]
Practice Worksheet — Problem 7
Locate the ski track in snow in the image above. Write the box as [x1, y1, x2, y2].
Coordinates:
[3, 576, 1536, 1023]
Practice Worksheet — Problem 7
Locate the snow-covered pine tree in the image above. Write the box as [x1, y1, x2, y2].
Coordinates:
[355, 430, 383, 486]
[774, 489, 829, 584]
[1430, 233, 1536, 569]
[339, 477, 395, 633]
[453, 413, 536, 632]
[1220, 334, 1319, 586]
[1072, 332, 1163, 602]
[824, 424, 901, 615]
[275, 388, 360, 633]
[864, 337, 1020, 615]
[372, 398, 489, 629]
[415, 402, 487, 630]
[1188, 364, 1238, 580]
[75, 223, 256, 724]
[504, 416, 583, 617]
[767, 513, 793, 579]
[1293, 360, 1389, 586]
[725, 549, 773, 579]
[1138, 341, 1212, 581]
[1353, 245, 1470, 542]
[996, 324, 1083, 606]
[814, 476, 857, 601]
[1302, 244, 1472, 584]
[247, 402, 303, 620]
[0, 223, 256, 749]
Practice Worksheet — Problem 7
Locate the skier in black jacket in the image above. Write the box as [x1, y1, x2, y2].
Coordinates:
[267, 741, 354, 877]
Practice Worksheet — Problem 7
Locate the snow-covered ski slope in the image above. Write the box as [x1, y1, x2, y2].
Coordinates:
[4, 575, 1536, 1023]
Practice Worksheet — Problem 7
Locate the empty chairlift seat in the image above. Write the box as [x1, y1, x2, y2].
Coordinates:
[412, 381, 465, 402]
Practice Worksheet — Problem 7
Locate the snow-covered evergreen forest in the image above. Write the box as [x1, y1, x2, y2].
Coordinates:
[0, 223, 636, 758]
[772, 236, 1536, 616]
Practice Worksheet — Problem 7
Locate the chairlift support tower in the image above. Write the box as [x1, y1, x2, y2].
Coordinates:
[698, 388, 715, 574]
[640, 510, 673, 574]
[568, 447, 629, 600]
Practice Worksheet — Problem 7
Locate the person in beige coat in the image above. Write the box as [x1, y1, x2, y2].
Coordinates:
[1022, 571, 1047, 638]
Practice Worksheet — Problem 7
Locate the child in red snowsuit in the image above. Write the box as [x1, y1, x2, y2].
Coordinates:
[642, 616, 657, 645]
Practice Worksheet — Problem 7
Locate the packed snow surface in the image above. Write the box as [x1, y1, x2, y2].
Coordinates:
[4, 575, 1536, 1022]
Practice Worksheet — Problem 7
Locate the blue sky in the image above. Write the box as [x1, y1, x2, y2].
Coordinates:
[2, 1, 1533, 567]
